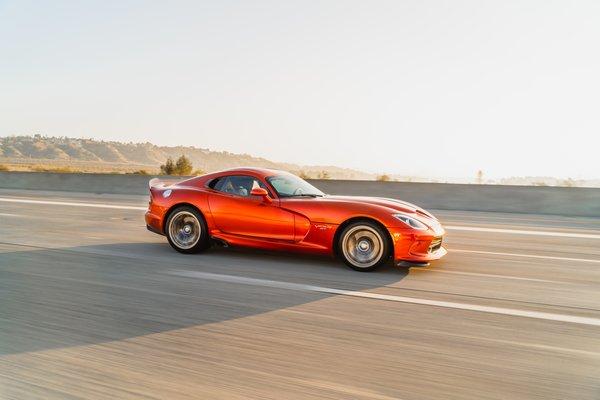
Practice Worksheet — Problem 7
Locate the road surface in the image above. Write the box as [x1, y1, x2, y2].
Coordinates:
[0, 188, 599, 399]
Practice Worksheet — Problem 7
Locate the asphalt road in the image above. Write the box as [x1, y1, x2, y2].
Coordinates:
[0, 188, 599, 400]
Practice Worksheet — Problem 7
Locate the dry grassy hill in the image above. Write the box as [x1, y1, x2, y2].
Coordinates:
[0, 135, 375, 179]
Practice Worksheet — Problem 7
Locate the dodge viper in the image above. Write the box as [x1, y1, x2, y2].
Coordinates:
[145, 168, 446, 271]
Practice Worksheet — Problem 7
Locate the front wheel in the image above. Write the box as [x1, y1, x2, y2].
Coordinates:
[338, 222, 390, 271]
[165, 206, 209, 254]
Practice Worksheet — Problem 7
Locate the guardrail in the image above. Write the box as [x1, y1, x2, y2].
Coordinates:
[1, 171, 599, 217]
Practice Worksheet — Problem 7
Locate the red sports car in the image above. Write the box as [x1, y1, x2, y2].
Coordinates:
[145, 168, 446, 271]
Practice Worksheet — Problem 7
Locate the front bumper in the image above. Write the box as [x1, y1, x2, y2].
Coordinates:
[388, 225, 447, 264]
[395, 246, 447, 267]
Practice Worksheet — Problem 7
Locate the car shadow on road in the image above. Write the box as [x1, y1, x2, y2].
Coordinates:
[0, 242, 409, 356]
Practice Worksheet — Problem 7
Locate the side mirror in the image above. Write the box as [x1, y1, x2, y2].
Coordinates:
[250, 187, 272, 203]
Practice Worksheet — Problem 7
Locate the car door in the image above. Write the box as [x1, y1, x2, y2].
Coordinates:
[207, 175, 295, 241]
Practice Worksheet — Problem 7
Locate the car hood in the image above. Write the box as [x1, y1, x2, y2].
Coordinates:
[278, 194, 442, 233]
[320, 195, 437, 220]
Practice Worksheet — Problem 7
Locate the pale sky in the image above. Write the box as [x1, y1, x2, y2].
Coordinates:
[1, 0, 599, 179]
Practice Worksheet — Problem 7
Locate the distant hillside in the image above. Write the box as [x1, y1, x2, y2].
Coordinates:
[0, 135, 375, 179]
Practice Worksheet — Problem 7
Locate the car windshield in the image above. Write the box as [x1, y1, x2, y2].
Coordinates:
[267, 174, 324, 197]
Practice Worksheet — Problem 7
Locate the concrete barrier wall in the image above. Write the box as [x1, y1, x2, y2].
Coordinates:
[0, 171, 159, 195]
[1, 171, 599, 217]
[312, 179, 600, 218]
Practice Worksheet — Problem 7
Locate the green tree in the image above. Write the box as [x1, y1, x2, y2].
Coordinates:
[562, 178, 575, 187]
[298, 170, 310, 179]
[318, 170, 330, 179]
[476, 170, 484, 184]
[160, 157, 175, 175]
[377, 174, 390, 182]
[174, 155, 193, 175]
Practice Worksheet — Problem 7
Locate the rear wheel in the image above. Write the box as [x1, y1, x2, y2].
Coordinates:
[165, 206, 209, 254]
[338, 222, 390, 271]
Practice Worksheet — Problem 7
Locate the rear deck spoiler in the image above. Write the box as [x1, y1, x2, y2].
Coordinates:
[148, 178, 167, 189]
[149, 177, 188, 193]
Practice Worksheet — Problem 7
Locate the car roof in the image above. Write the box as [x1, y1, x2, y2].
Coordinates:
[185, 167, 293, 188]
[217, 167, 288, 178]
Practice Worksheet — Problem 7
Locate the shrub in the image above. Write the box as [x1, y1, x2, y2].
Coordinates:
[31, 166, 75, 173]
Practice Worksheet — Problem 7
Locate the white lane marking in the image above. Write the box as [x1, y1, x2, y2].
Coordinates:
[168, 269, 600, 327]
[452, 248, 600, 264]
[446, 225, 600, 239]
[1, 196, 600, 240]
[0, 197, 146, 211]
[0, 212, 23, 217]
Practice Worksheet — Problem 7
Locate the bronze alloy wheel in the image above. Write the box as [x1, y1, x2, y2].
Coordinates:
[339, 222, 389, 271]
[165, 206, 209, 254]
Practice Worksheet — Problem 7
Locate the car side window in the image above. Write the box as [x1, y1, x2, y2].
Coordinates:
[212, 175, 269, 197]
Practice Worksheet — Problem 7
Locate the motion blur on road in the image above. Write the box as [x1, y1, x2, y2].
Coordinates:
[1, 188, 599, 399]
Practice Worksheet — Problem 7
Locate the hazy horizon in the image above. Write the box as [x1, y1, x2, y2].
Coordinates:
[2, 1, 599, 180]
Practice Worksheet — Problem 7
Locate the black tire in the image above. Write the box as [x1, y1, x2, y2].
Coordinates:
[337, 221, 390, 272]
[165, 205, 210, 254]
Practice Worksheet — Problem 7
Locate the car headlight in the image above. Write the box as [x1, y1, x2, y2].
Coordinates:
[393, 214, 428, 230]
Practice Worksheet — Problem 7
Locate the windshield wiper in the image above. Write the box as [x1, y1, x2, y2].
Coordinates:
[287, 194, 323, 198]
